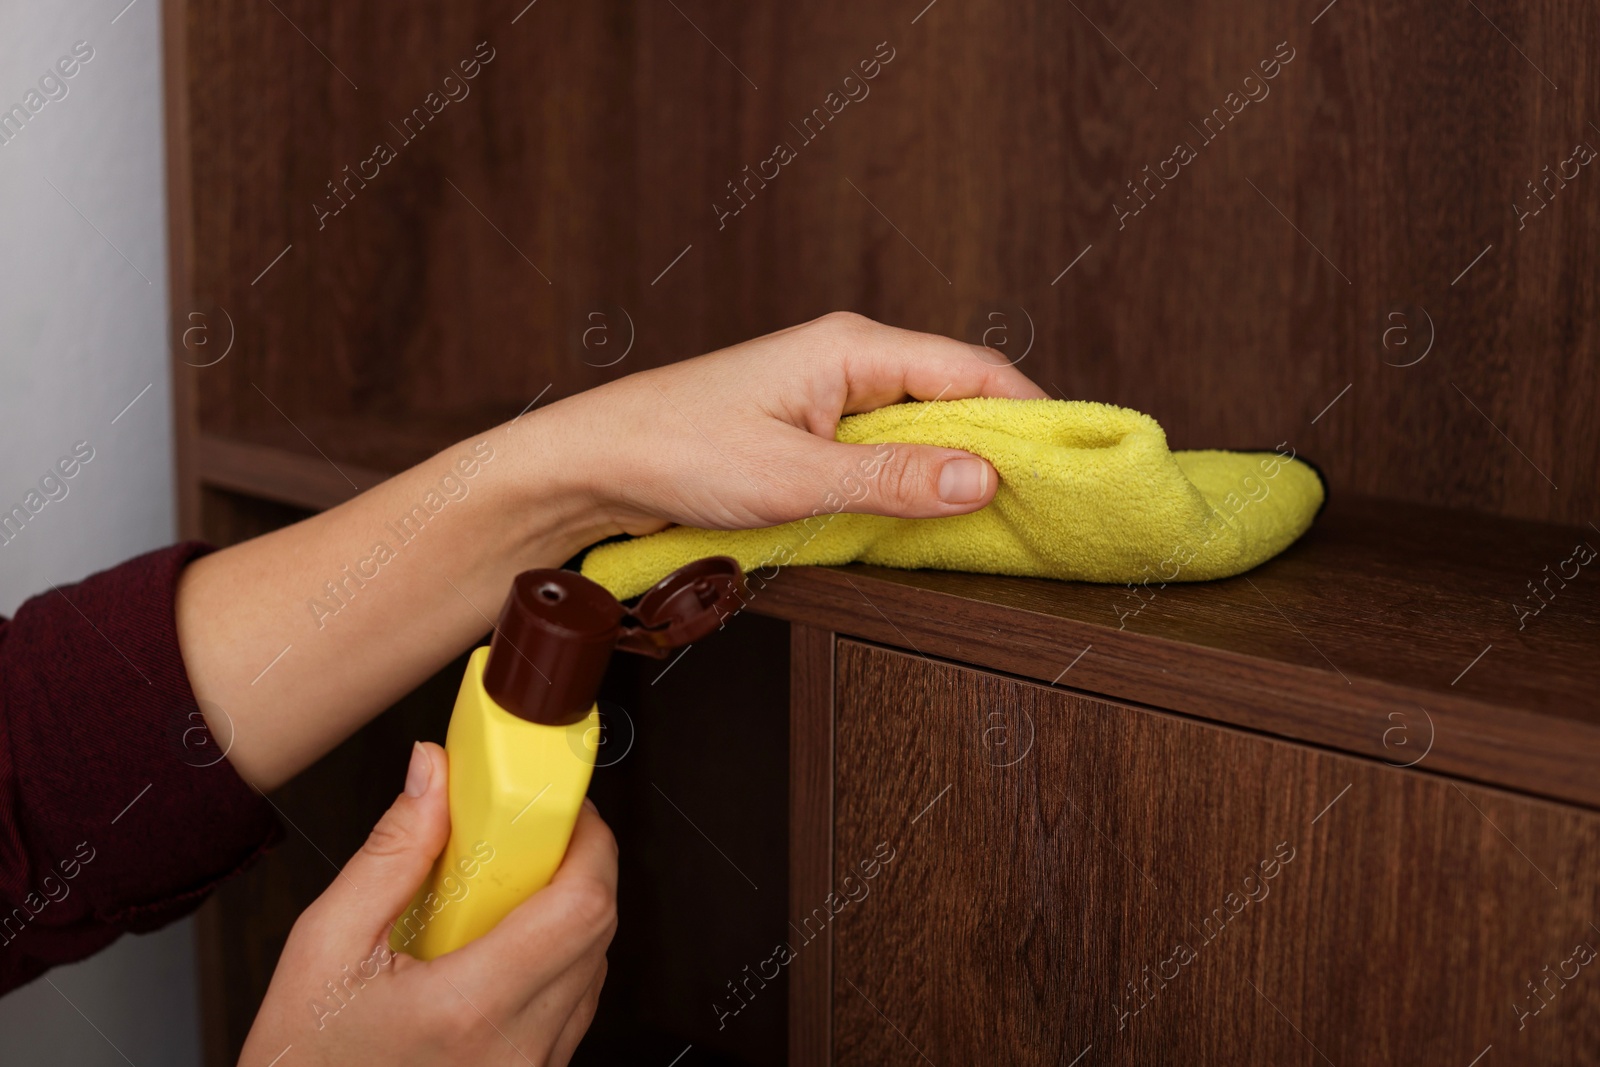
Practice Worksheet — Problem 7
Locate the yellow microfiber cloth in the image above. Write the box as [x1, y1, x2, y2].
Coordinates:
[581, 398, 1326, 600]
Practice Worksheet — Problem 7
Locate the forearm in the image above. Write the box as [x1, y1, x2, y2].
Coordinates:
[176, 410, 615, 792]
[173, 313, 1043, 793]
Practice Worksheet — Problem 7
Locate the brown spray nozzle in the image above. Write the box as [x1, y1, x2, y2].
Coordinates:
[480, 557, 746, 726]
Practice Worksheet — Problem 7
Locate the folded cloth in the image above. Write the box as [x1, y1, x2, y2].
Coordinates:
[581, 398, 1326, 600]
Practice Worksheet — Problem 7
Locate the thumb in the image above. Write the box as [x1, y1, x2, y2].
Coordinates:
[802, 439, 999, 520]
[303, 741, 452, 958]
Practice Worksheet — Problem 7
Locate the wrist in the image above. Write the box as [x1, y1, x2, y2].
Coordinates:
[484, 404, 624, 574]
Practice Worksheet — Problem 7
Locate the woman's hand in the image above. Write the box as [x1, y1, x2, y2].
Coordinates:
[238, 744, 616, 1067]
[533, 311, 1047, 536]
[179, 312, 1042, 790]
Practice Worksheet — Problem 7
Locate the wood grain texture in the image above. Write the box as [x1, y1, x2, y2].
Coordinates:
[752, 494, 1600, 809]
[789, 625, 836, 1067]
[163, 0, 1600, 1061]
[195, 435, 392, 512]
[161, 0, 201, 542]
[831, 640, 1600, 1066]
[167, 1, 1598, 527]
[581, 612, 791, 1067]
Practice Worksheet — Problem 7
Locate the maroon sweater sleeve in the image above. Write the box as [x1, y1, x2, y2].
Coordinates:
[0, 541, 281, 994]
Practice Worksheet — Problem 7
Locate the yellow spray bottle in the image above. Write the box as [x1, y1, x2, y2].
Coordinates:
[391, 557, 745, 960]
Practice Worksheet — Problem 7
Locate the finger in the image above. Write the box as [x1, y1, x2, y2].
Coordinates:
[507, 932, 607, 1066]
[543, 957, 608, 1067]
[826, 315, 1049, 412]
[301, 741, 451, 959]
[554, 799, 620, 897]
[441, 800, 619, 1007]
[786, 435, 999, 519]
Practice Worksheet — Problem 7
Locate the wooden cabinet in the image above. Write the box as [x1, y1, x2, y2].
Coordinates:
[765, 497, 1600, 1065]
[161, 1, 1600, 1063]
[178, 481, 1600, 1066]
[821, 641, 1600, 1065]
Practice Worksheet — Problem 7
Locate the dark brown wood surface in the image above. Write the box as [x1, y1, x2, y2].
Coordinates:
[161, 0, 201, 540]
[163, 0, 1600, 1062]
[168, 0, 1597, 530]
[831, 640, 1600, 1066]
[578, 612, 791, 1066]
[752, 493, 1600, 810]
[788, 625, 836, 1067]
[194, 435, 392, 513]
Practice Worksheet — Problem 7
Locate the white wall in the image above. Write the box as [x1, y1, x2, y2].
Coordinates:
[0, 0, 201, 1062]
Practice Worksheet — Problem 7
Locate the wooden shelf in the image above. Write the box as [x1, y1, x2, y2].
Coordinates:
[191, 401, 540, 511]
[752, 494, 1600, 810]
[192, 400, 511, 511]
[163, 0, 1600, 1060]
[196, 435, 394, 512]
[195, 427, 1597, 810]
[194, 429, 1597, 810]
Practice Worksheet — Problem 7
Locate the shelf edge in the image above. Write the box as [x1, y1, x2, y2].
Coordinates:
[195, 435, 396, 512]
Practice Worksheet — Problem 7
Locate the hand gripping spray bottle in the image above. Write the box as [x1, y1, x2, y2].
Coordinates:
[391, 557, 745, 960]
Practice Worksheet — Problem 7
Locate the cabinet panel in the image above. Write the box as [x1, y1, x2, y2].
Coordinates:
[170, 0, 1600, 526]
[831, 640, 1600, 1065]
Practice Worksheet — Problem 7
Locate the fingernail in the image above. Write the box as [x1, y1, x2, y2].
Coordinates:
[582, 796, 598, 815]
[404, 742, 431, 798]
[938, 457, 988, 504]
